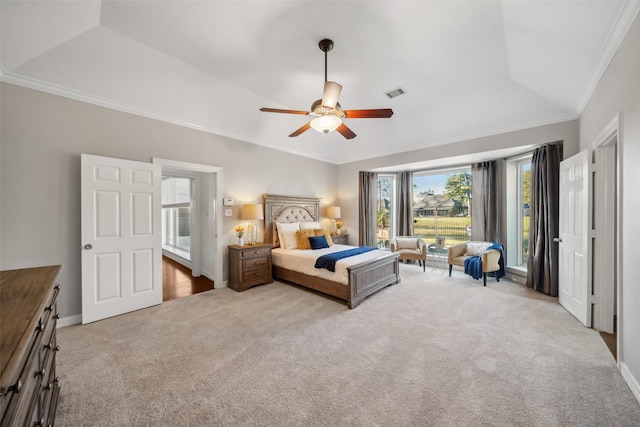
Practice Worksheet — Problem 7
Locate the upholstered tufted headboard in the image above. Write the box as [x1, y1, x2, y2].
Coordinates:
[263, 194, 321, 248]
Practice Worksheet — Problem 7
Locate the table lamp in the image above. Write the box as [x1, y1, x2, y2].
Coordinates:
[326, 206, 341, 235]
[242, 204, 264, 245]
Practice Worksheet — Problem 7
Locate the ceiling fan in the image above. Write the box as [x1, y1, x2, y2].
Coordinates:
[260, 38, 393, 140]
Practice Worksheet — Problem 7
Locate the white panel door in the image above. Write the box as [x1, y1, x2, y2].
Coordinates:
[81, 154, 162, 324]
[558, 150, 591, 326]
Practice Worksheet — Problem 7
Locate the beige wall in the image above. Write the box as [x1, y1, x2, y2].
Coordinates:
[0, 82, 338, 319]
[579, 13, 640, 399]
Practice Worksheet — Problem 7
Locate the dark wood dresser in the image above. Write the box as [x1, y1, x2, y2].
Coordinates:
[228, 243, 273, 292]
[1, 266, 62, 427]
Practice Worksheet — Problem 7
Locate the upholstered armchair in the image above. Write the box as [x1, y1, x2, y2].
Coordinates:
[390, 236, 428, 272]
[448, 241, 503, 286]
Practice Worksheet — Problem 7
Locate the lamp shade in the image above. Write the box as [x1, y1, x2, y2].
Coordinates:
[242, 204, 264, 220]
[310, 115, 342, 134]
[326, 206, 341, 219]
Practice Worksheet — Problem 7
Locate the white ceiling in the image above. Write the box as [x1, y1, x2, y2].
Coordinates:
[1, 1, 638, 164]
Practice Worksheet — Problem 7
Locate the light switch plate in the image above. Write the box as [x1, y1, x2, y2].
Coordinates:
[223, 198, 234, 206]
[225, 209, 232, 217]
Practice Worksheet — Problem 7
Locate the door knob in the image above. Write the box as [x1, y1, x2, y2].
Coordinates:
[84, 244, 93, 250]
[553, 238, 562, 243]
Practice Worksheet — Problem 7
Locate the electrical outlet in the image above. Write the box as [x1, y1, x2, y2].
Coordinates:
[225, 209, 232, 217]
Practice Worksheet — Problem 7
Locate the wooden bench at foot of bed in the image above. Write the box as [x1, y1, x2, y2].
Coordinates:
[273, 251, 401, 309]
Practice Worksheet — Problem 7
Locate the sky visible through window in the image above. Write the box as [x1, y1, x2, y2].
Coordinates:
[413, 173, 454, 196]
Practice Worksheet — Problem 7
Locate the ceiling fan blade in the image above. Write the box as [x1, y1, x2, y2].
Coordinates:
[322, 81, 342, 109]
[336, 123, 356, 140]
[260, 108, 309, 115]
[289, 122, 312, 137]
[343, 109, 394, 119]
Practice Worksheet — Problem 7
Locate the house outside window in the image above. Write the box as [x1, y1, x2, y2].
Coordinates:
[412, 168, 472, 246]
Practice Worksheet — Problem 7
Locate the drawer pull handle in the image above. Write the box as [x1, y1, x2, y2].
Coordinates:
[43, 382, 53, 391]
[34, 417, 45, 427]
[45, 304, 54, 311]
[54, 344, 61, 352]
[54, 284, 61, 291]
[54, 313, 60, 320]
[35, 368, 46, 378]
[9, 378, 22, 394]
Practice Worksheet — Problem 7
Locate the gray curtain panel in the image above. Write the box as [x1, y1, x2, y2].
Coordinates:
[359, 171, 378, 247]
[397, 171, 414, 237]
[526, 144, 562, 296]
[471, 161, 498, 242]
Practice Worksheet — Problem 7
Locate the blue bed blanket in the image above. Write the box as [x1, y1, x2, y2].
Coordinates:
[315, 246, 378, 272]
[463, 243, 505, 280]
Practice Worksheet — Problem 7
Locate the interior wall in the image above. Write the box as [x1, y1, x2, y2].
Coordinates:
[335, 120, 579, 245]
[0, 82, 338, 320]
[579, 12, 640, 400]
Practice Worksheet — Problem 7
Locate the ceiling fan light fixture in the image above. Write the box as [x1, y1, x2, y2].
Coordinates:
[310, 115, 342, 134]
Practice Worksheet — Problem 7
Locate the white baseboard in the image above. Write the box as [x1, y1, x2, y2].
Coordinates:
[621, 362, 640, 405]
[57, 314, 82, 328]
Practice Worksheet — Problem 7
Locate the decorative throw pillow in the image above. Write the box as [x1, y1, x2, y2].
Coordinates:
[300, 221, 321, 230]
[466, 241, 492, 256]
[313, 228, 333, 246]
[396, 237, 418, 250]
[309, 235, 330, 250]
[295, 229, 316, 250]
[276, 222, 300, 249]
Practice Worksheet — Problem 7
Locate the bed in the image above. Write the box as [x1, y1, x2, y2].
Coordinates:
[264, 194, 400, 308]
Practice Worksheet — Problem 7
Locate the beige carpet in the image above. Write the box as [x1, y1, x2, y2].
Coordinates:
[56, 265, 640, 426]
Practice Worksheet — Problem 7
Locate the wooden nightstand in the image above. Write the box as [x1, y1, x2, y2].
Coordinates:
[228, 242, 273, 292]
[332, 234, 348, 245]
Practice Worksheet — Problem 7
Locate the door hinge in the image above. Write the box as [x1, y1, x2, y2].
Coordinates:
[589, 294, 596, 304]
[590, 229, 596, 239]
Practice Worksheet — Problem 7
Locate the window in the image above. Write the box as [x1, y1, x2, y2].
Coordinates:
[412, 168, 472, 246]
[519, 160, 531, 266]
[376, 174, 395, 248]
[506, 155, 532, 268]
[162, 176, 192, 260]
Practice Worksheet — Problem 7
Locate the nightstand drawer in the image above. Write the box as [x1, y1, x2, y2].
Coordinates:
[239, 247, 270, 258]
[244, 257, 268, 270]
[243, 268, 269, 281]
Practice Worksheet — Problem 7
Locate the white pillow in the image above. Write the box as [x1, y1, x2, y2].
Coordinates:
[300, 221, 321, 230]
[466, 241, 492, 256]
[276, 222, 300, 249]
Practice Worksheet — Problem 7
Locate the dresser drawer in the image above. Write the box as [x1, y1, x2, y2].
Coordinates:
[1, 333, 43, 427]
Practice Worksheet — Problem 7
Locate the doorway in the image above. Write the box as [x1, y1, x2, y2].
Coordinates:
[154, 158, 223, 297]
[592, 115, 620, 362]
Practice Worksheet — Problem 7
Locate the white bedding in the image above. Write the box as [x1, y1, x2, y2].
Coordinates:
[272, 244, 387, 285]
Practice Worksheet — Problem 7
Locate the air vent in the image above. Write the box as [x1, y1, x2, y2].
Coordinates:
[384, 87, 405, 99]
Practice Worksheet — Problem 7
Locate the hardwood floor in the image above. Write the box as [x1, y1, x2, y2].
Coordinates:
[162, 256, 214, 302]
[599, 316, 617, 360]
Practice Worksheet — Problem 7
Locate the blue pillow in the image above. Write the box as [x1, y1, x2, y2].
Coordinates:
[309, 235, 330, 250]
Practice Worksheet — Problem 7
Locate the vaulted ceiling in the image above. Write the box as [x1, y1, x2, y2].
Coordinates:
[1, 1, 638, 164]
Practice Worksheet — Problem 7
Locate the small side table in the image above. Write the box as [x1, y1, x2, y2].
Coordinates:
[228, 242, 273, 292]
[428, 245, 449, 273]
[331, 234, 348, 245]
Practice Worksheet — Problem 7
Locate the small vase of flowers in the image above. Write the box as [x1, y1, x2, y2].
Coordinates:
[336, 221, 343, 235]
[235, 226, 244, 246]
